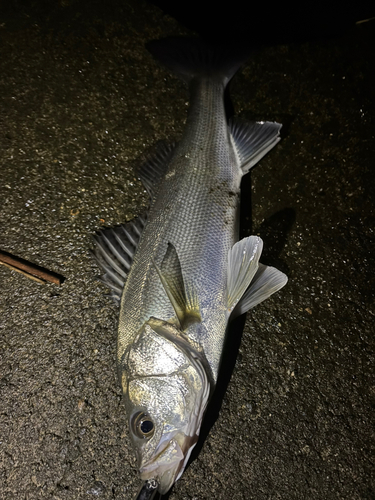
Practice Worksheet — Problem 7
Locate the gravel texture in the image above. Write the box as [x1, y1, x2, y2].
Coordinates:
[0, 2, 373, 499]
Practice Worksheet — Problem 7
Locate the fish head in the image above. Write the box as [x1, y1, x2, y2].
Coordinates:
[120, 317, 210, 495]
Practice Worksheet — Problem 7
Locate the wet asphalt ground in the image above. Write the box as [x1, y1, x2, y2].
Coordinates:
[0, 1, 374, 499]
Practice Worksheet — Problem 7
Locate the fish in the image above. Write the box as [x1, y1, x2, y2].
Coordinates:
[93, 37, 288, 497]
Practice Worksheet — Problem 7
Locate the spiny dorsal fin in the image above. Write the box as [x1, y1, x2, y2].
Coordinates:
[231, 263, 288, 319]
[229, 119, 282, 174]
[153, 243, 201, 330]
[92, 215, 146, 304]
[136, 141, 176, 198]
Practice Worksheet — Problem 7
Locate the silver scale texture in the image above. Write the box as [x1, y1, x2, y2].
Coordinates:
[117, 78, 242, 383]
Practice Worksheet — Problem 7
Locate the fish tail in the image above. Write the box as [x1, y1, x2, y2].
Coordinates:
[146, 37, 244, 87]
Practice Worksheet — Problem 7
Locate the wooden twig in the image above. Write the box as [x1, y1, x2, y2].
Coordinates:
[356, 16, 375, 25]
[0, 250, 64, 285]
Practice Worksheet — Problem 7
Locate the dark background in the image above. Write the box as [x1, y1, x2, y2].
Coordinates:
[0, 1, 374, 499]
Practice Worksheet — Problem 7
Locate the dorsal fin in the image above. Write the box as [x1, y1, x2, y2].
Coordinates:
[136, 141, 176, 198]
[152, 243, 201, 330]
[229, 119, 282, 174]
[92, 215, 146, 304]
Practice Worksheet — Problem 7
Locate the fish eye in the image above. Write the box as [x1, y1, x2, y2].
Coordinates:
[131, 411, 155, 439]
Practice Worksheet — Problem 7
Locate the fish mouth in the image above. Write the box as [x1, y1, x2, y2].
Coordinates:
[139, 433, 196, 495]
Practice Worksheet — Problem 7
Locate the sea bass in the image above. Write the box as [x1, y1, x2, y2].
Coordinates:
[93, 37, 287, 497]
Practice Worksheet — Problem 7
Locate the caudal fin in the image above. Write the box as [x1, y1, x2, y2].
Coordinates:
[147, 37, 245, 87]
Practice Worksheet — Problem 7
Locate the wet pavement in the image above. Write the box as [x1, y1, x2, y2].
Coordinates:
[0, 2, 374, 499]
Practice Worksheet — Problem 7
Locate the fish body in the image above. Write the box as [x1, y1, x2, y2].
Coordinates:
[119, 76, 241, 382]
[94, 38, 287, 496]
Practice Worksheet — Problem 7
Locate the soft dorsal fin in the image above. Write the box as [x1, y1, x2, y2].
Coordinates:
[136, 141, 176, 198]
[153, 243, 201, 330]
[92, 215, 146, 304]
[227, 236, 263, 313]
[229, 119, 282, 174]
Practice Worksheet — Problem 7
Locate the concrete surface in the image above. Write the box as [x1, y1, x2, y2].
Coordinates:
[0, 1, 374, 499]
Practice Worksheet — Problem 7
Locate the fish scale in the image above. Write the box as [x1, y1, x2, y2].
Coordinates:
[93, 37, 287, 497]
[118, 79, 238, 379]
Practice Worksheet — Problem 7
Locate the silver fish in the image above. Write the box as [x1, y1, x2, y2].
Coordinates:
[93, 37, 288, 496]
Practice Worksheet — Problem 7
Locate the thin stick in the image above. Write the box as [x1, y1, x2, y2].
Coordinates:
[0, 250, 64, 285]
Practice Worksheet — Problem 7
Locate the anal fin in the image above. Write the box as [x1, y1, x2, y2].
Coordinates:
[230, 119, 282, 174]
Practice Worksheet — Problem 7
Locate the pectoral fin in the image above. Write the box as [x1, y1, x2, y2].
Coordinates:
[153, 243, 201, 330]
